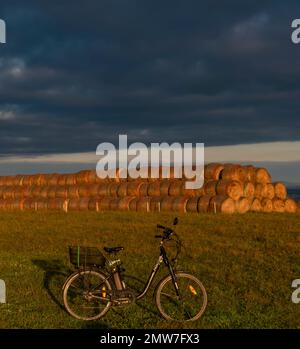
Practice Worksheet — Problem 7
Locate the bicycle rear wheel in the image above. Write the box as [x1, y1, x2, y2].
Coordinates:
[155, 272, 207, 322]
[63, 270, 112, 321]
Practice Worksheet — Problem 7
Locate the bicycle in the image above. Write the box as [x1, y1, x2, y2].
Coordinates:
[62, 218, 207, 322]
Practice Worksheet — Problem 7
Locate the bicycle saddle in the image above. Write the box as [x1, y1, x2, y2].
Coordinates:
[104, 246, 124, 254]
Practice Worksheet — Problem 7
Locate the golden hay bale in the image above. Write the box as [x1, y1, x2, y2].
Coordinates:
[86, 170, 103, 184]
[203, 180, 217, 196]
[147, 181, 161, 197]
[243, 165, 256, 182]
[77, 184, 90, 198]
[193, 186, 205, 197]
[22, 175, 33, 186]
[117, 182, 128, 197]
[209, 195, 236, 214]
[2, 187, 15, 200]
[78, 198, 90, 211]
[2, 176, 15, 186]
[297, 202, 300, 213]
[127, 182, 147, 196]
[75, 170, 91, 184]
[272, 198, 285, 213]
[172, 197, 189, 213]
[261, 198, 273, 213]
[169, 181, 184, 196]
[47, 174, 60, 186]
[98, 197, 112, 211]
[39, 186, 49, 199]
[284, 198, 297, 213]
[221, 164, 246, 182]
[129, 198, 138, 211]
[186, 197, 200, 212]
[198, 195, 212, 213]
[160, 196, 175, 212]
[250, 198, 262, 212]
[31, 185, 42, 198]
[65, 174, 77, 186]
[136, 197, 152, 212]
[12, 175, 25, 186]
[68, 199, 80, 211]
[255, 168, 271, 184]
[235, 197, 250, 214]
[204, 163, 224, 181]
[261, 183, 275, 200]
[56, 186, 68, 199]
[244, 181, 255, 198]
[48, 198, 67, 211]
[87, 184, 101, 197]
[108, 182, 119, 197]
[67, 185, 80, 199]
[57, 174, 68, 186]
[87, 198, 101, 211]
[21, 186, 33, 198]
[160, 180, 172, 196]
[12, 186, 23, 199]
[273, 182, 287, 200]
[216, 180, 243, 201]
[98, 183, 110, 196]
[149, 197, 162, 212]
[117, 197, 136, 211]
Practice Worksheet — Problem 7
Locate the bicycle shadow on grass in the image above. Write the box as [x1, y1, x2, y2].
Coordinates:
[32, 259, 71, 311]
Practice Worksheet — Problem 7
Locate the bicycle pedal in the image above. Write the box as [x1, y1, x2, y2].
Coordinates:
[111, 289, 136, 306]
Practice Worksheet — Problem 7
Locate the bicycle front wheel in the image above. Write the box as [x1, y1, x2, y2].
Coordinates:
[155, 272, 207, 322]
[63, 270, 112, 321]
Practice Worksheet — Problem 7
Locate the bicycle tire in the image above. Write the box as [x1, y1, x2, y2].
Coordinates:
[155, 272, 207, 322]
[63, 269, 112, 321]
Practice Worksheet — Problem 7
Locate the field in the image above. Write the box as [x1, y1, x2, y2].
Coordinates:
[0, 211, 299, 329]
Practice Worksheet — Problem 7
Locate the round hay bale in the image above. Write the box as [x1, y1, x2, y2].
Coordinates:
[204, 163, 224, 181]
[75, 170, 90, 184]
[78, 185, 90, 198]
[21, 186, 33, 198]
[198, 195, 212, 213]
[67, 185, 80, 199]
[78, 198, 90, 211]
[297, 202, 300, 213]
[31, 185, 42, 198]
[209, 195, 236, 214]
[261, 198, 273, 213]
[186, 197, 200, 212]
[160, 196, 175, 212]
[22, 175, 33, 186]
[57, 174, 68, 186]
[39, 186, 48, 199]
[65, 174, 77, 186]
[255, 168, 271, 184]
[273, 182, 287, 200]
[193, 186, 205, 197]
[108, 182, 119, 197]
[160, 180, 172, 196]
[149, 197, 162, 212]
[2, 187, 15, 200]
[127, 182, 146, 196]
[86, 170, 104, 184]
[99, 197, 112, 211]
[221, 164, 246, 182]
[235, 197, 250, 214]
[117, 182, 128, 197]
[88, 198, 102, 211]
[13, 175, 25, 186]
[23, 198, 34, 211]
[255, 183, 263, 198]
[250, 198, 262, 212]
[261, 183, 275, 199]
[48, 198, 66, 211]
[139, 182, 149, 196]
[216, 180, 243, 201]
[98, 183, 110, 196]
[87, 184, 101, 197]
[172, 197, 189, 213]
[169, 181, 184, 196]
[136, 197, 151, 212]
[243, 165, 256, 182]
[13, 187, 23, 199]
[272, 198, 285, 213]
[285, 198, 297, 213]
[203, 180, 217, 196]
[56, 186, 68, 199]
[35, 199, 48, 210]
[68, 199, 80, 211]
[147, 181, 161, 197]
[2, 176, 15, 186]
[118, 197, 135, 211]
[129, 198, 138, 211]
[47, 174, 60, 186]
[244, 181, 255, 198]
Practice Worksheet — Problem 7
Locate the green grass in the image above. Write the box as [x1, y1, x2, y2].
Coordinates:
[0, 211, 299, 329]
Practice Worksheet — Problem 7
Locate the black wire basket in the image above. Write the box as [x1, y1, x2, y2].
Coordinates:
[69, 246, 107, 268]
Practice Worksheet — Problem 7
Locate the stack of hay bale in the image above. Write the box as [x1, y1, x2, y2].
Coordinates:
[0, 163, 297, 214]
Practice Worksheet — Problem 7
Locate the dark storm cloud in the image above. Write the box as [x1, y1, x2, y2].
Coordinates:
[0, 0, 300, 155]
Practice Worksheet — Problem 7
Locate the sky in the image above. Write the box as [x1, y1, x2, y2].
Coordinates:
[0, 1, 300, 183]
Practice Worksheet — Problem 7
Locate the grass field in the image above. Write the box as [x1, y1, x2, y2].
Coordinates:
[0, 211, 299, 329]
